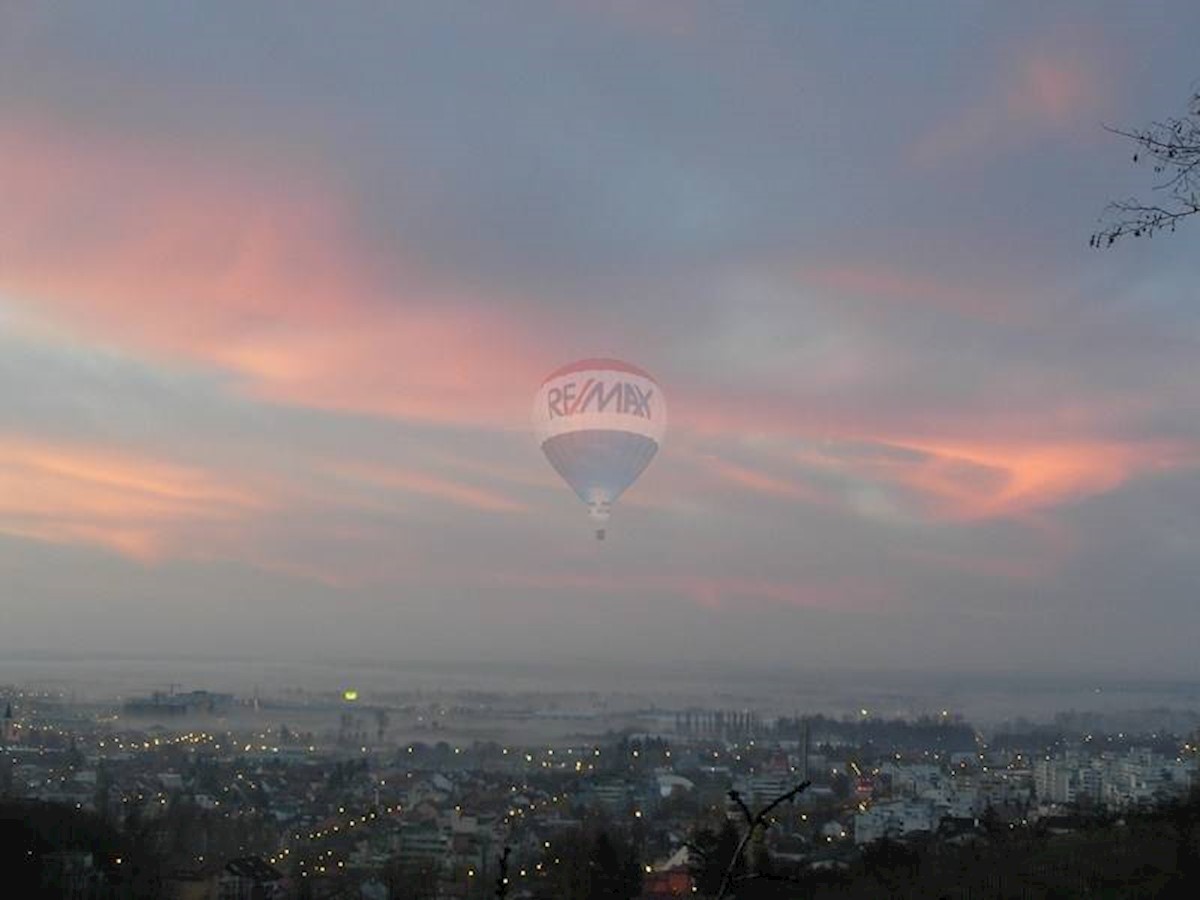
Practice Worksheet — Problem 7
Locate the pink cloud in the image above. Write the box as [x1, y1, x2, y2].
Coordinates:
[0, 436, 271, 562]
[796, 432, 1193, 524]
[0, 118, 548, 426]
[672, 379, 1196, 525]
[327, 461, 528, 513]
[855, 437, 1184, 522]
[912, 43, 1106, 165]
[1, 112, 1186, 546]
[1010, 57, 1091, 122]
[0, 433, 522, 581]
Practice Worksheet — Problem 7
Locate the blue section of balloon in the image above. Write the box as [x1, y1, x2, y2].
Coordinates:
[540, 429, 659, 505]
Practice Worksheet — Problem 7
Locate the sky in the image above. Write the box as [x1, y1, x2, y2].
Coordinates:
[1, 1, 1198, 678]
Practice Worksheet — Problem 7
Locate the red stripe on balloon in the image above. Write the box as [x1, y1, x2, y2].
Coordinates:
[542, 358, 656, 384]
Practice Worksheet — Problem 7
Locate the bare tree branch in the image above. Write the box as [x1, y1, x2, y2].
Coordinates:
[755, 781, 812, 823]
[1093, 90, 1200, 247]
[727, 790, 754, 827]
[716, 780, 811, 900]
[494, 845, 511, 900]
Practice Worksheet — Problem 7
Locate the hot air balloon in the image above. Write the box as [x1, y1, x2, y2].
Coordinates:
[533, 358, 666, 540]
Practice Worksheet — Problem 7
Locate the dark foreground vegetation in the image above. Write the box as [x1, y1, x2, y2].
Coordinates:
[0, 799, 163, 898]
[7, 792, 1200, 898]
[787, 800, 1200, 899]
[682, 794, 1200, 899]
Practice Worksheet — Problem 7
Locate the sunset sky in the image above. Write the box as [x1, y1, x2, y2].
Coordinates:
[2, 1, 1198, 675]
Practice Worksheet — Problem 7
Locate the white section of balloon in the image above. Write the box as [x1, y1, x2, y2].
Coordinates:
[533, 358, 666, 540]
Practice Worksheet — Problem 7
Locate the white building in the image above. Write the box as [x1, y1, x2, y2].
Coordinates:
[854, 800, 935, 844]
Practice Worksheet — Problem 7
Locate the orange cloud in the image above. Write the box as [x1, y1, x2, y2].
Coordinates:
[672, 379, 1195, 525]
[792, 434, 1191, 523]
[0, 436, 498, 580]
[0, 118, 547, 426]
[880, 437, 1180, 521]
[0, 437, 270, 561]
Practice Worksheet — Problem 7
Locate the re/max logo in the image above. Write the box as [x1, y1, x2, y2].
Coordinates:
[547, 380, 654, 419]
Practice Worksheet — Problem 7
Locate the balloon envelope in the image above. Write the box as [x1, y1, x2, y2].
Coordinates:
[533, 358, 666, 538]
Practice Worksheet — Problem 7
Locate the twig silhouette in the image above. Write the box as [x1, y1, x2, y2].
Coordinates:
[1092, 91, 1200, 246]
[716, 780, 810, 900]
[494, 845, 511, 899]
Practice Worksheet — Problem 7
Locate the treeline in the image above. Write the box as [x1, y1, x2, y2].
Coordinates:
[1, 794, 278, 899]
[747, 795, 1200, 899]
[774, 714, 977, 755]
[585, 793, 1200, 899]
[0, 799, 162, 898]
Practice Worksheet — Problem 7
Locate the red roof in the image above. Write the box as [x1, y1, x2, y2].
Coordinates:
[641, 870, 693, 897]
[542, 357, 656, 384]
